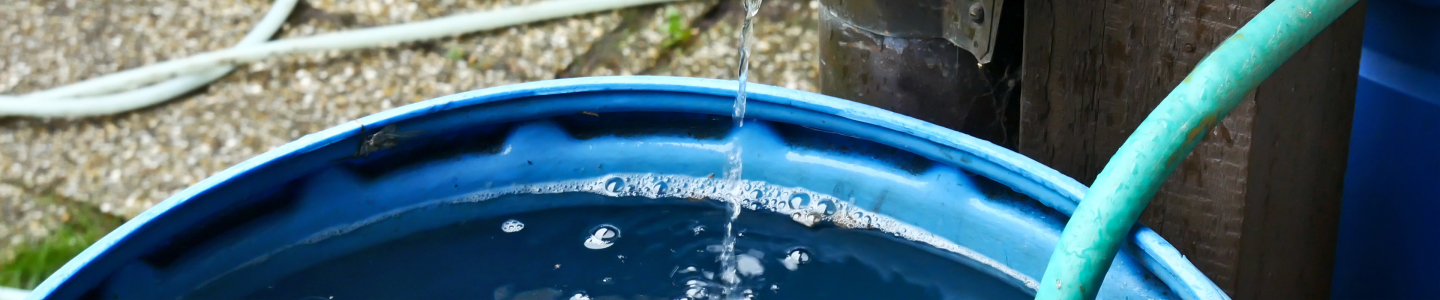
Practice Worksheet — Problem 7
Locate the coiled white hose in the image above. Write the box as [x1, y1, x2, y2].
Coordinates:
[0, 0, 685, 117]
[0, 0, 299, 117]
[0, 286, 27, 300]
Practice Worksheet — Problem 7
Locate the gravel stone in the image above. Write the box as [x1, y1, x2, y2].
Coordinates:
[0, 0, 820, 248]
[651, 0, 820, 92]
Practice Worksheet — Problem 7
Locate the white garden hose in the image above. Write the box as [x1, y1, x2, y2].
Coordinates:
[0, 0, 298, 117]
[0, 286, 27, 300]
[0, 0, 686, 117]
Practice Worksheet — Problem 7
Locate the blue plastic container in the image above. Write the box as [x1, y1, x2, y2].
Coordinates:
[28, 77, 1224, 300]
[1331, 0, 1440, 298]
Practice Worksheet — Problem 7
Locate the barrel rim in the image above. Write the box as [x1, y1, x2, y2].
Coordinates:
[29, 76, 1226, 300]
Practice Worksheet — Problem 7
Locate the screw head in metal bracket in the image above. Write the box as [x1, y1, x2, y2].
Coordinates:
[969, 3, 985, 23]
[944, 0, 1003, 64]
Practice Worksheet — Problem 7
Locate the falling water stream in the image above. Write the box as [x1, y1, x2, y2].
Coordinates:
[732, 0, 762, 129]
[719, 0, 764, 299]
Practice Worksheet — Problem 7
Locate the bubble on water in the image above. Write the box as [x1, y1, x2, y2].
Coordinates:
[853, 210, 870, 223]
[683, 280, 709, 299]
[736, 253, 764, 277]
[569, 291, 590, 300]
[583, 224, 621, 250]
[831, 209, 872, 229]
[788, 193, 810, 209]
[790, 212, 818, 227]
[656, 180, 671, 196]
[500, 219, 524, 233]
[605, 177, 626, 194]
[781, 247, 811, 271]
[815, 198, 839, 216]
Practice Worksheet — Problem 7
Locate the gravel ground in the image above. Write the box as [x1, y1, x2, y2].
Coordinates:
[0, 0, 819, 257]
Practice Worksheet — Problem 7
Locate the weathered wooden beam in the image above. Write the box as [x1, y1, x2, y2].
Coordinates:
[1020, 0, 1365, 297]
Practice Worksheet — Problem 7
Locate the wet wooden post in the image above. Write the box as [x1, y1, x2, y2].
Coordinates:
[817, 0, 1024, 149]
[1019, 0, 1366, 298]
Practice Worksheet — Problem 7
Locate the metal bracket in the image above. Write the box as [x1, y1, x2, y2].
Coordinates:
[818, 0, 946, 38]
[943, 0, 1003, 64]
[819, 0, 1005, 64]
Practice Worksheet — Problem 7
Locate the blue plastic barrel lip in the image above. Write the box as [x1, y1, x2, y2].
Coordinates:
[1359, 48, 1440, 106]
[363, 76, 1089, 212]
[28, 76, 1223, 300]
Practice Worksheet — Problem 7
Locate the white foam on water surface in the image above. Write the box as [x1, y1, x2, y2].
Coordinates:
[501, 219, 525, 233]
[264, 173, 1039, 292]
[448, 173, 1038, 290]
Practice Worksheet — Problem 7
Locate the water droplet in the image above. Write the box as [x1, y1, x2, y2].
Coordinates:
[692, 225, 706, 235]
[583, 224, 621, 250]
[600, 277, 613, 284]
[605, 177, 626, 193]
[501, 219, 524, 233]
[569, 291, 590, 300]
[782, 248, 811, 270]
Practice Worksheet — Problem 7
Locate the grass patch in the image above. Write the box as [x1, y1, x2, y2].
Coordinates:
[0, 196, 123, 290]
[445, 46, 467, 61]
[661, 7, 695, 50]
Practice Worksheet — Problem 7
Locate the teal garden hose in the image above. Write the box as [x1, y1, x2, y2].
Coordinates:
[1035, 0, 1361, 299]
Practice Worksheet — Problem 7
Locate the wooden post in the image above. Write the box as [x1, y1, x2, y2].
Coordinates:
[1019, 0, 1365, 297]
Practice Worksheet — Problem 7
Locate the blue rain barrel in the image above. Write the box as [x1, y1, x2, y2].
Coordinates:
[1331, 0, 1440, 299]
[28, 76, 1225, 300]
